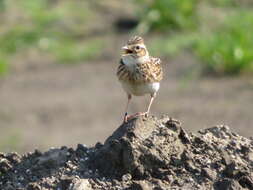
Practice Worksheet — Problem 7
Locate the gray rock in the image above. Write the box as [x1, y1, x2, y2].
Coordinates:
[36, 148, 68, 168]
[128, 180, 152, 190]
[201, 167, 217, 181]
[214, 179, 243, 190]
[122, 173, 132, 181]
[70, 179, 92, 190]
[238, 176, 253, 189]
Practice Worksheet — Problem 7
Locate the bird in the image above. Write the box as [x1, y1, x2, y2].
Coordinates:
[117, 36, 163, 123]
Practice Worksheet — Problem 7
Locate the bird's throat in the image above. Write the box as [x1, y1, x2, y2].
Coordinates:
[122, 54, 149, 66]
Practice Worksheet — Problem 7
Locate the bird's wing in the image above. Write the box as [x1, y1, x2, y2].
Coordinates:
[137, 57, 163, 83]
[116, 59, 128, 81]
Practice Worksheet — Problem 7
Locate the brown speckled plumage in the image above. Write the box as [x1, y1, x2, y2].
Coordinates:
[117, 36, 163, 122]
[117, 57, 163, 84]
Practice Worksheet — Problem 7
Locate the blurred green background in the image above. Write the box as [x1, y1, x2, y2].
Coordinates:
[0, 0, 252, 153]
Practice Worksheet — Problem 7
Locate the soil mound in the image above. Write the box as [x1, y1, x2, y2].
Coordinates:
[0, 116, 253, 189]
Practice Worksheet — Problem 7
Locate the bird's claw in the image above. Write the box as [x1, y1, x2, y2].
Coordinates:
[123, 112, 129, 123]
[123, 112, 149, 123]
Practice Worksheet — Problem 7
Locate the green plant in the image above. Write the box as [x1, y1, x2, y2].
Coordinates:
[206, 0, 236, 6]
[136, 0, 199, 32]
[194, 11, 253, 75]
[0, 0, 103, 76]
[206, 0, 253, 7]
[149, 33, 198, 57]
[0, 57, 8, 75]
[0, 0, 4, 11]
[0, 27, 40, 54]
[49, 39, 104, 63]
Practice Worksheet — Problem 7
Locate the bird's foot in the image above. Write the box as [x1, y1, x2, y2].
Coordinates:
[134, 112, 148, 118]
[123, 112, 129, 123]
[123, 112, 149, 123]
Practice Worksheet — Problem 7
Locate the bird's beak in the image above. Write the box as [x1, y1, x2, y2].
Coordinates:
[122, 46, 133, 55]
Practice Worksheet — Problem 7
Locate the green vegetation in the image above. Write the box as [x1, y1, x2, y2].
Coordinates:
[0, 57, 8, 75]
[0, 0, 104, 75]
[0, 0, 252, 76]
[0, 0, 4, 10]
[206, 0, 253, 7]
[207, 0, 236, 6]
[148, 33, 198, 57]
[50, 39, 104, 63]
[194, 11, 253, 75]
[139, 0, 253, 76]
[136, 0, 198, 33]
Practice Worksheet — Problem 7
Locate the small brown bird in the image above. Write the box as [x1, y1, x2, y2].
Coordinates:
[117, 36, 163, 122]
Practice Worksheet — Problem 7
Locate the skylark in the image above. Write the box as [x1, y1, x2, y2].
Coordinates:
[117, 36, 163, 122]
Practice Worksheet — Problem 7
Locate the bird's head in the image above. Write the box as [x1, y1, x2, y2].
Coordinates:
[121, 36, 149, 63]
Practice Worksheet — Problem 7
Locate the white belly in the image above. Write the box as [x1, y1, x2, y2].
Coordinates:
[121, 81, 160, 96]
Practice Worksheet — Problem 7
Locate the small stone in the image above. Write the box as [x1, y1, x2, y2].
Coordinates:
[221, 151, 233, 165]
[34, 149, 43, 156]
[70, 179, 92, 190]
[214, 179, 243, 190]
[238, 176, 253, 189]
[181, 150, 194, 161]
[222, 162, 239, 178]
[95, 142, 103, 149]
[248, 152, 253, 162]
[0, 158, 12, 173]
[130, 181, 152, 190]
[201, 167, 217, 180]
[26, 169, 31, 175]
[59, 176, 74, 190]
[18, 176, 24, 181]
[223, 125, 230, 132]
[76, 144, 88, 152]
[6, 152, 21, 164]
[164, 175, 174, 183]
[121, 173, 132, 181]
[185, 160, 200, 173]
[80, 158, 84, 162]
[165, 118, 181, 132]
[179, 128, 191, 144]
[240, 145, 250, 154]
[173, 179, 184, 187]
[194, 137, 205, 145]
[26, 182, 41, 190]
[36, 148, 68, 168]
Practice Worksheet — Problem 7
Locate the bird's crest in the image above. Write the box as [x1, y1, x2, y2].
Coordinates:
[127, 36, 144, 45]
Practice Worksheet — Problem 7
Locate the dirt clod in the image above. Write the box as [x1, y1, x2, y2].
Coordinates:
[0, 116, 253, 189]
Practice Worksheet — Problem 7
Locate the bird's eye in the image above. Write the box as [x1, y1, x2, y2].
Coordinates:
[135, 46, 141, 50]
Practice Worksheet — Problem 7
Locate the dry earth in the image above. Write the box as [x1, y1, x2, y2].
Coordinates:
[0, 116, 253, 189]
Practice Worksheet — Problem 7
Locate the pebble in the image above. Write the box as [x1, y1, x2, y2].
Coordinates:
[121, 173, 132, 181]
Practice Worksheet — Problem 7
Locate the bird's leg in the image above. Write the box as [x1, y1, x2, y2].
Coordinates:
[129, 93, 156, 119]
[123, 94, 131, 123]
[140, 93, 156, 117]
[144, 93, 156, 117]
